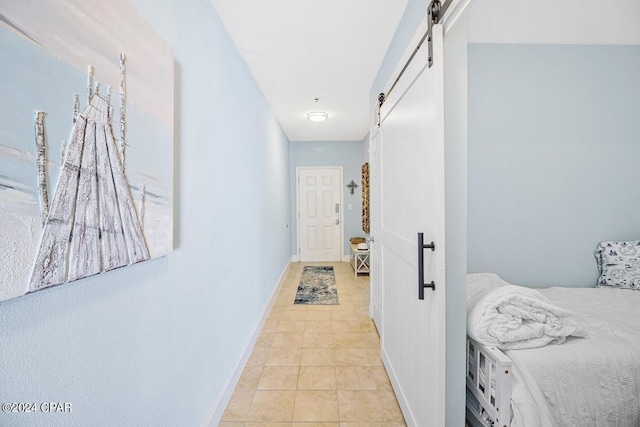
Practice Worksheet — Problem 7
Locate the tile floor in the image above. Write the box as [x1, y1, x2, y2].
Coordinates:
[219, 262, 407, 427]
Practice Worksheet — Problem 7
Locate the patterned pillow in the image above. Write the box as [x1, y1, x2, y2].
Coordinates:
[594, 241, 640, 289]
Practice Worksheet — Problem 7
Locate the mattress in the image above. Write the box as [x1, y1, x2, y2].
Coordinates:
[507, 286, 640, 427]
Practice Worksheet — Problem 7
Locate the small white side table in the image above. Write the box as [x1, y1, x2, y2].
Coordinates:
[350, 243, 370, 277]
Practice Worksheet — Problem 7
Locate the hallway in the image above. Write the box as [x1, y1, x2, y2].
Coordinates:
[220, 262, 406, 426]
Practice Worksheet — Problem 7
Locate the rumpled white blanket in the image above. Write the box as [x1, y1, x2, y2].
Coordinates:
[467, 273, 586, 350]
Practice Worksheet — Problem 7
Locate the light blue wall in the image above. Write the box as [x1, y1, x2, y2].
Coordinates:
[290, 140, 364, 257]
[370, 0, 430, 104]
[468, 44, 640, 288]
[0, 1, 291, 426]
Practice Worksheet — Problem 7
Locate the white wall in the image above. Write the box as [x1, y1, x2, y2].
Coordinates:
[0, 1, 292, 426]
[468, 0, 640, 45]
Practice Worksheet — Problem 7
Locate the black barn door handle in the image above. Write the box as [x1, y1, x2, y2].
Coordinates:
[418, 232, 436, 300]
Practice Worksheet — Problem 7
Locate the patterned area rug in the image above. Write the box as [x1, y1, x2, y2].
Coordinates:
[294, 266, 339, 305]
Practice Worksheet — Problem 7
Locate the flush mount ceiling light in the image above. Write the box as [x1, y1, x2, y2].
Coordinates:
[307, 111, 328, 122]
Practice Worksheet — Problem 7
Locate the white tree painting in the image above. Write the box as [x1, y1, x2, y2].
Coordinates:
[0, 0, 173, 302]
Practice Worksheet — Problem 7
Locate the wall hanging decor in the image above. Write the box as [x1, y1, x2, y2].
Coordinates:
[0, 0, 174, 302]
[362, 162, 370, 234]
[346, 179, 359, 196]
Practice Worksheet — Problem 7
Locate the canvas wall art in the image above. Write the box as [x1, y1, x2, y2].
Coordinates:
[0, 0, 174, 302]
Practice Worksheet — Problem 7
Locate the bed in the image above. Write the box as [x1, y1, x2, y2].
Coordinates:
[465, 272, 640, 427]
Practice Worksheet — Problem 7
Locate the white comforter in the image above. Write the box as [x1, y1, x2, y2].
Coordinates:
[469, 274, 640, 427]
[467, 273, 585, 350]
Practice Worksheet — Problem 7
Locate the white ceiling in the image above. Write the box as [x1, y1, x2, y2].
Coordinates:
[210, 0, 409, 142]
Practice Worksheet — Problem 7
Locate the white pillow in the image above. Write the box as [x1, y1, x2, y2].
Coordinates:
[594, 240, 640, 289]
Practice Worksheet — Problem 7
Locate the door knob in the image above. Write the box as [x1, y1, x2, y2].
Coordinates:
[367, 236, 375, 243]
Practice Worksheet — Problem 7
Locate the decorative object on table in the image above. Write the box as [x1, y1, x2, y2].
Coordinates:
[349, 237, 366, 244]
[294, 266, 339, 305]
[0, 0, 174, 302]
[361, 162, 370, 234]
[346, 179, 359, 196]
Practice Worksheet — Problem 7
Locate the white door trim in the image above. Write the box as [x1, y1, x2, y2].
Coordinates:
[295, 166, 344, 262]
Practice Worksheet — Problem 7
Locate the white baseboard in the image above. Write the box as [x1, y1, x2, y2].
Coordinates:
[201, 261, 291, 427]
[291, 255, 349, 263]
[291, 254, 351, 262]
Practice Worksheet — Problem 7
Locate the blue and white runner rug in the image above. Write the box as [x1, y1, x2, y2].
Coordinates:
[294, 266, 339, 305]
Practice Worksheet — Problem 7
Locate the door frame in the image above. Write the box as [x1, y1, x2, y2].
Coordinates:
[295, 166, 344, 262]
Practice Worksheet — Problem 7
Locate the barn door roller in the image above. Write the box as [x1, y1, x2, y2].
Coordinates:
[377, 0, 451, 122]
[427, 0, 446, 68]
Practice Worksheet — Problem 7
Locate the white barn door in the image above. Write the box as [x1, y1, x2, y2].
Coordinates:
[297, 167, 343, 262]
[374, 24, 448, 427]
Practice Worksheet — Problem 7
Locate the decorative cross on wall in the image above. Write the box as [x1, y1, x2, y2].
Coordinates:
[346, 180, 359, 196]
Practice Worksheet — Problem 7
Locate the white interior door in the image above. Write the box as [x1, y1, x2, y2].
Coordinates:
[297, 167, 343, 262]
[374, 23, 448, 427]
